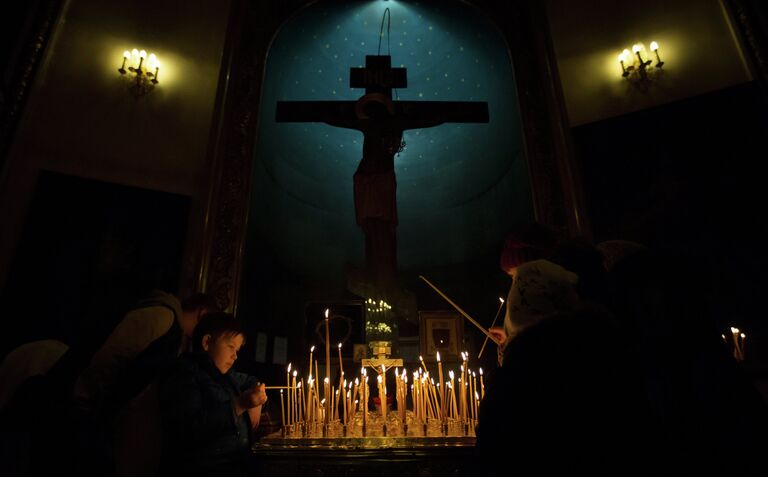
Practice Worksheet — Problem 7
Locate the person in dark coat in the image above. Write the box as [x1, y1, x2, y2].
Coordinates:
[158, 312, 267, 477]
[476, 259, 654, 476]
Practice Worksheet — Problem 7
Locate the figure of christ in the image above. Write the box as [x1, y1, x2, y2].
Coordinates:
[326, 96, 443, 287]
[277, 55, 489, 289]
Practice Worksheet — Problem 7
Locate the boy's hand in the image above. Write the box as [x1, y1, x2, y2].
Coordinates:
[235, 383, 267, 414]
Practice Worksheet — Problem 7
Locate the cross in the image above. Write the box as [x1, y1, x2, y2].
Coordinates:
[276, 55, 489, 289]
[362, 339, 403, 372]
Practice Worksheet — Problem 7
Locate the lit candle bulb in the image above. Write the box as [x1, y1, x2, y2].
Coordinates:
[138, 50, 147, 72]
[632, 44, 649, 67]
[650, 41, 664, 67]
[618, 52, 629, 77]
[130, 48, 139, 70]
[148, 53, 157, 71]
[119, 50, 130, 73]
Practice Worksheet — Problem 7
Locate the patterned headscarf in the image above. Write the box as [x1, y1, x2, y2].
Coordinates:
[503, 260, 580, 343]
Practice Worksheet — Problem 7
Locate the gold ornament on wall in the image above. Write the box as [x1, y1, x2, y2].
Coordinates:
[118, 48, 160, 95]
[617, 41, 664, 88]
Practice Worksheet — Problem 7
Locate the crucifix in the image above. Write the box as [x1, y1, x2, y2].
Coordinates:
[276, 55, 489, 289]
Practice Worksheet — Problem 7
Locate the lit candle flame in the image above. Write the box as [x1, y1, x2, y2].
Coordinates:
[436, 351, 441, 362]
[499, 297, 504, 303]
[324, 308, 329, 319]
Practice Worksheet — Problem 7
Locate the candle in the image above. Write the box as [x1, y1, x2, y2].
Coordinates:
[731, 327, 741, 360]
[324, 377, 330, 420]
[280, 389, 285, 426]
[352, 378, 359, 419]
[437, 352, 445, 421]
[478, 297, 505, 359]
[419, 355, 427, 374]
[331, 385, 336, 420]
[286, 364, 292, 425]
[740, 333, 747, 361]
[308, 345, 315, 380]
[363, 374, 368, 428]
[324, 309, 331, 423]
[460, 361, 467, 421]
[449, 371, 458, 420]
[292, 370, 297, 425]
[337, 343, 345, 422]
[431, 378, 441, 419]
[469, 371, 477, 419]
[377, 375, 386, 422]
[342, 379, 348, 425]
[306, 379, 313, 423]
[298, 380, 303, 423]
[479, 368, 485, 400]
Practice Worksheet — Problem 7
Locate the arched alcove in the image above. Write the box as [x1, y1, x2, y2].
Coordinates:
[249, 0, 531, 283]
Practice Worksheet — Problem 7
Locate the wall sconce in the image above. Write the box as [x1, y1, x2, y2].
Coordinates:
[618, 41, 664, 84]
[118, 48, 160, 94]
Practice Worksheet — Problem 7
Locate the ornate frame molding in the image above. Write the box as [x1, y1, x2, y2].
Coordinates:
[722, 0, 768, 85]
[0, 0, 64, 172]
[192, 0, 586, 312]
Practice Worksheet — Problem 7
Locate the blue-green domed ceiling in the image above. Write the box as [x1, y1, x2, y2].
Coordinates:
[251, 0, 532, 280]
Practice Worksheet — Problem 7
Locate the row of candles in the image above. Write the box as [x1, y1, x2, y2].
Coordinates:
[722, 326, 747, 362]
[276, 348, 486, 433]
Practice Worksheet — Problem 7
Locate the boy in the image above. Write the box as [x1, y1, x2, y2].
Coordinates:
[158, 312, 267, 477]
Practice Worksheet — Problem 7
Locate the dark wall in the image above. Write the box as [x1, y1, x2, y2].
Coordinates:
[0, 171, 190, 358]
[573, 81, 768, 373]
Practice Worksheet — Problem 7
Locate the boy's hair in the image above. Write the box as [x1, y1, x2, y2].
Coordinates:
[181, 293, 220, 313]
[192, 312, 247, 353]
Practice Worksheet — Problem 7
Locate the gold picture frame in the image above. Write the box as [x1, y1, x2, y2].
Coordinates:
[419, 310, 463, 362]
